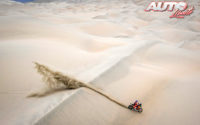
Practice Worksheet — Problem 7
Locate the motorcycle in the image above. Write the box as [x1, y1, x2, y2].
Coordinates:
[128, 103, 143, 113]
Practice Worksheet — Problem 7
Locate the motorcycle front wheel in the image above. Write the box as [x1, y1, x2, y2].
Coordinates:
[138, 108, 143, 113]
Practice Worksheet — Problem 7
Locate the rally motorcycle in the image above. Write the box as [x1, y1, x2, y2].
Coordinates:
[128, 103, 143, 113]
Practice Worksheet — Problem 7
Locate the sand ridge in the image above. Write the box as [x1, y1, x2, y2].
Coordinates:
[0, 0, 200, 125]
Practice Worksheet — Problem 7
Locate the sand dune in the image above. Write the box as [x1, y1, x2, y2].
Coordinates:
[0, 0, 200, 125]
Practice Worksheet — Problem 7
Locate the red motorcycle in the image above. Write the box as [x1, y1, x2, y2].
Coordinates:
[128, 103, 143, 113]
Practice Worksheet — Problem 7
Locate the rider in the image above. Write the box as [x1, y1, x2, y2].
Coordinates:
[133, 100, 141, 110]
[137, 103, 142, 110]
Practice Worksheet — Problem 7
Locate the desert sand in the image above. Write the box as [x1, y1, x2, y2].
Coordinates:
[0, 0, 200, 125]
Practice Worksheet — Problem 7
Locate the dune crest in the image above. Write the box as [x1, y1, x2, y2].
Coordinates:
[29, 62, 127, 109]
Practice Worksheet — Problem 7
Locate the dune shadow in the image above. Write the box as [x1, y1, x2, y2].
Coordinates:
[27, 87, 75, 98]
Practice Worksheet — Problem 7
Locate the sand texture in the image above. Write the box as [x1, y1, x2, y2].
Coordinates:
[0, 0, 200, 125]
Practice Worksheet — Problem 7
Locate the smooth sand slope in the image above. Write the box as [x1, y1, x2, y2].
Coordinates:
[0, 0, 200, 125]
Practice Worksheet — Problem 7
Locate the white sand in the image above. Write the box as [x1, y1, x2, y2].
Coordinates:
[0, 0, 200, 125]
